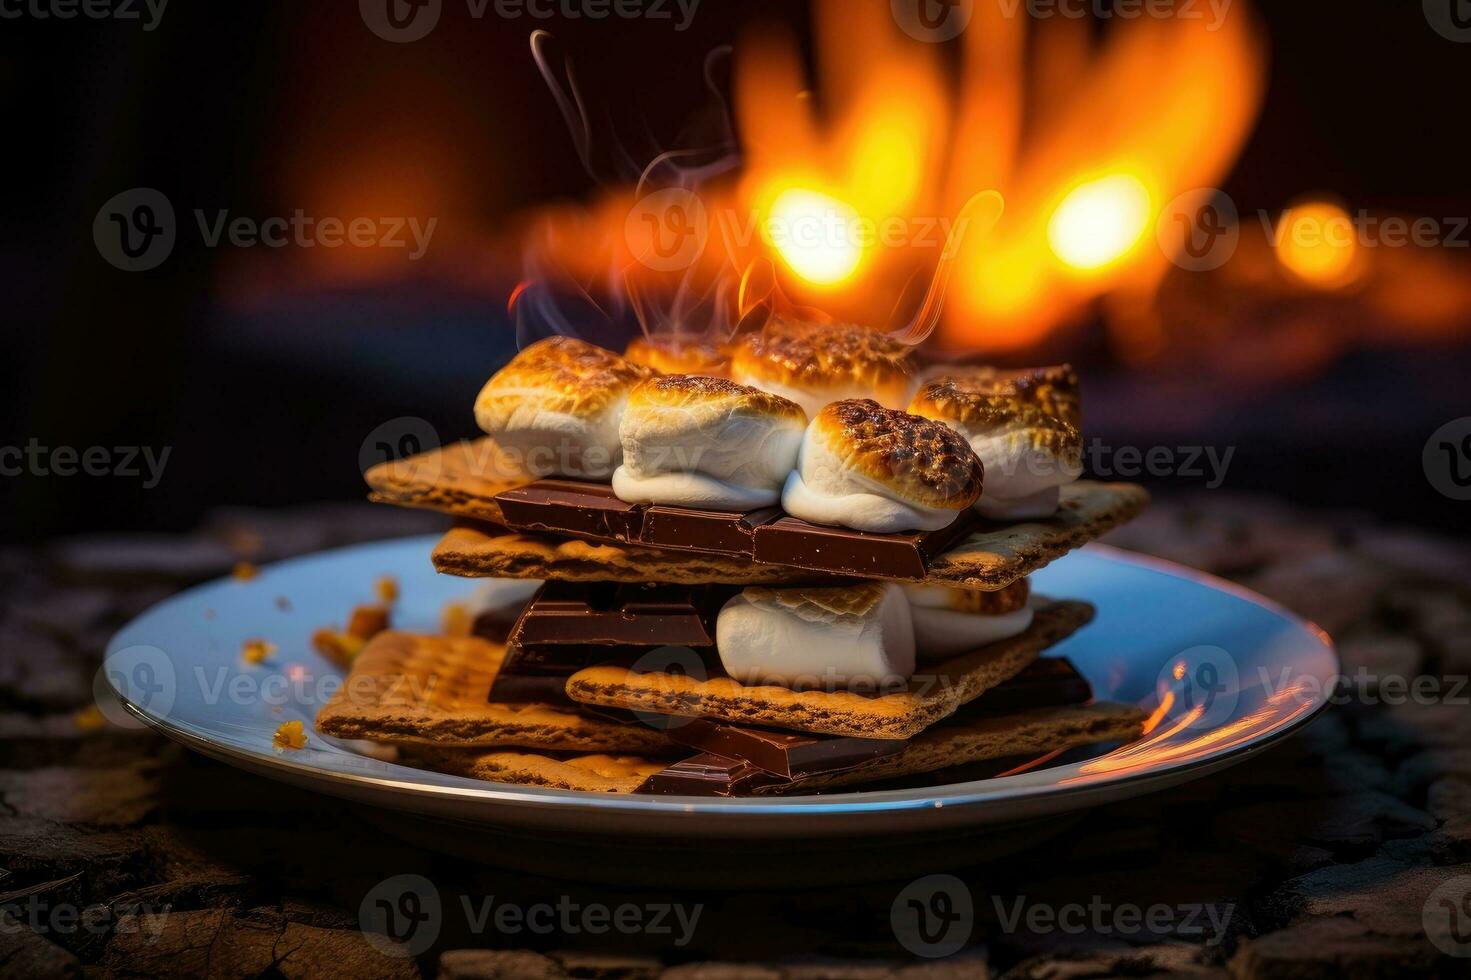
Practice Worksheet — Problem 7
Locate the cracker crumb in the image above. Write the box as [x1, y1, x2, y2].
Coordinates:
[375, 575, 400, 604]
[241, 638, 276, 664]
[346, 603, 391, 640]
[275, 596, 292, 612]
[312, 628, 366, 667]
[273, 720, 307, 750]
[441, 601, 471, 637]
[73, 705, 107, 732]
[232, 562, 259, 581]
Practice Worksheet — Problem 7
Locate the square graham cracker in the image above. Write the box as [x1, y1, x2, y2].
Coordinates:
[768, 701, 1148, 794]
[429, 482, 1148, 591]
[411, 700, 1145, 795]
[365, 438, 523, 526]
[314, 631, 674, 754]
[565, 600, 1095, 739]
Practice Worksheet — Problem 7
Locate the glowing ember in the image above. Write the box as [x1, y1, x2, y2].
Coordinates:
[1048, 175, 1153, 273]
[1276, 200, 1361, 288]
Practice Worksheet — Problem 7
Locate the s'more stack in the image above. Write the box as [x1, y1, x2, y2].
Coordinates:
[317, 318, 1151, 795]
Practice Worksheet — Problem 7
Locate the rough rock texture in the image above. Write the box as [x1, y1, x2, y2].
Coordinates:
[0, 496, 1468, 978]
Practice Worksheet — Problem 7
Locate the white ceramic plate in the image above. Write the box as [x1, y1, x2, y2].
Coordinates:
[104, 539, 1337, 882]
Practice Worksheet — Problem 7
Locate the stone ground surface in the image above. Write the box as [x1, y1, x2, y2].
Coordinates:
[2, 496, 1470, 979]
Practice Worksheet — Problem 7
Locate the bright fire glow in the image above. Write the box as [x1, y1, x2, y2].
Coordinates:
[1277, 201, 1361, 288]
[1048, 175, 1153, 272]
[764, 188, 865, 286]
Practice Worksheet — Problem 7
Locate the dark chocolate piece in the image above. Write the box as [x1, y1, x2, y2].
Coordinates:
[640, 504, 783, 555]
[509, 581, 730, 649]
[751, 510, 979, 581]
[666, 719, 905, 779]
[494, 480, 644, 543]
[492, 479, 980, 581]
[634, 752, 785, 796]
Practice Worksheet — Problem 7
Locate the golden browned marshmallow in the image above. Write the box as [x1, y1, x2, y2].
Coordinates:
[910, 377, 1082, 520]
[781, 399, 984, 533]
[730, 318, 918, 418]
[624, 335, 731, 378]
[933, 364, 1082, 427]
[473, 337, 655, 479]
[613, 375, 807, 509]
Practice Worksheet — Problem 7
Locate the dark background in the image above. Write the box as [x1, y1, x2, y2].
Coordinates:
[3, 0, 1468, 543]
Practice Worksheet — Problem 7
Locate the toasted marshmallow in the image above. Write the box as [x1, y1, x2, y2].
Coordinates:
[903, 579, 1034, 661]
[474, 337, 655, 479]
[716, 582, 915, 690]
[612, 375, 807, 510]
[730, 318, 917, 419]
[780, 400, 984, 533]
[909, 377, 1081, 520]
[624, 335, 731, 377]
[917, 364, 1081, 426]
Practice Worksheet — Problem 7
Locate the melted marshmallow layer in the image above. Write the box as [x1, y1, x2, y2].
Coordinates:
[779, 427, 959, 533]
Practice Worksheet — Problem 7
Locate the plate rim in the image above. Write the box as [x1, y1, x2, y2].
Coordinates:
[106, 539, 1340, 821]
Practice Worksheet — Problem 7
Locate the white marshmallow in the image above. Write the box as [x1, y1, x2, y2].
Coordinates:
[716, 583, 915, 690]
[614, 380, 805, 509]
[908, 604, 1034, 662]
[966, 424, 1081, 512]
[490, 401, 627, 480]
[612, 468, 784, 510]
[779, 426, 957, 533]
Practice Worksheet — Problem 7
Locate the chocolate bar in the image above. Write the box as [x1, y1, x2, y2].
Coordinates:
[666, 719, 905, 779]
[492, 479, 978, 581]
[751, 513, 978, 581]
[488, 583, 731, 705]
[508, 581, 731, 650]
[635, 752, 786, 796]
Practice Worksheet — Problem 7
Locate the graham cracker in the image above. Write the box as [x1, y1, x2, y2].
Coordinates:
[364, 438, 523, 526]
[412, 700, 1144, 795]
[565, 600, 1095, 739]
[429, 482, 1147, 590]
[314, 631, 673, 753]
[763, 701, 1147, 794]
[422, 750, 668, 793]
